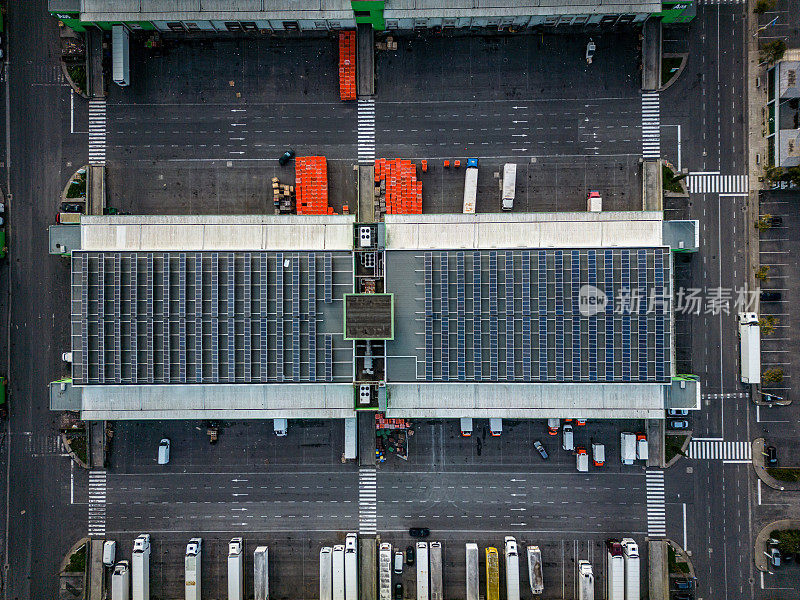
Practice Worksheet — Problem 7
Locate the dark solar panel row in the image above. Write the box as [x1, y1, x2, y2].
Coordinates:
[324, 252, 333, 304]
[587, 250, 597, 382]
[604, 250, 614, 381]
[97, 255, 105, 383]
[160, 254, 169, 383]
[554, 250, 564, 381]
[571, 250, 581, 380]
[193, 255, 202, 384]
[292, 255, 301, 382]
[424, 252, 433, 380]
[210, 253, 220, 383]
[81, 254, 88, 382]
[116, 255, 123, 383]
[537, 251, 548, 380]
[308, 253, 317, 382]
[228, 255, 236, 382]
[621, 250, 631, 381]
[276, 252, 284, 383]
[130, 256, 138, 383]
[521, 251, 532, 382]
[456, 252, 466, 382]
[243, 253, 252, 382]
[146, 254, 154, 384]
[505, 252, 515, 381]
[489, 251, 499, 382]
[472, 252, 482, 381]
[325, 334, 333, 382]
[260, 255, 268, 382]
[637, 250, 648, 381]
[440, 252, 450, 381]
[654, 250, 665, 380]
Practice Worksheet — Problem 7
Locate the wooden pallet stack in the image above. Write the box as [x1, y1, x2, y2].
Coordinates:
[374, 158, 423, 217]
[338, 31, 356, 101]
[271, 177, 295, 214]
[295, 156, 336, 215]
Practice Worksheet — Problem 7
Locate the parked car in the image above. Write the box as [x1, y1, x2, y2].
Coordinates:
[768, 546, 781, 568]
[102, 540, 116, 567]
[547, 418, 559, 435]
[279, 149, 296, 166]
[394, 551, 403, 574]
[766, 445, 778, 467]
[533, 440, 549, 460]
[783, 551, 794, 563]
[405, 545, 414, 566]
[60, 202, 84, 213]
[669, 419, 689, 430]
[157, 438, 170, 464]
[760, 291, 782, 301]
[673, 594, 693, 600]
[394, 583, 403, 600]
[576, 419, 586, 426]
[769, 215, 783, 226]
[667, 409, 689, 417]
[674, 579, 694, 590]
[562, 424, 575, 451]
[409, 527, 430, 538]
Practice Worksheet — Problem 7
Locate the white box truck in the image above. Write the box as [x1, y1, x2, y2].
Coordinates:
[228, 538, 244, 600]
[606, 540, 625, 600]
[621, 539, 640, 600]
[254, 546, 269, 600]
[429, 542, 443, 600]
[131, 534, 150, 600]
[576, 447, 589, 472]
[577, 560, 594, 600]
[739, 312, 761, 384]
[502, 163, 517, 211]
[379, 543, 392, 600]
[504, 537, 520, 600]
[460, 417, 473, 437]
[489, 418, 502, 437]
[620, 433, 636, 465]
[416, 542, 430, 600]
[320, 547, 333, 600]
[112, 560, 130, 600]
[185, 538, 202, 600]
[332, 545, 346, 600]
[636, 434, 648, 461]
[344, 417, 357, 460]
[465, 543, 479, 600]
[527, 546, 544, 595]
[344, 533, 358, 600]
[112, 25, 130, 87]
[463, 159, 478, 214]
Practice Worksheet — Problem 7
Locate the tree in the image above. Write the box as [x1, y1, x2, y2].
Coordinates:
[773, 530, 800, 554]
[760, 40, 787, 65]
[764, 165, 785, 184]
[786, 166, 800, 186]
[759, 316, 778, 335]
[754, 0, 777, 14]
[755, 265, 771, 282]
[756, 214, 773, 231]
[763, 367, 784, 383]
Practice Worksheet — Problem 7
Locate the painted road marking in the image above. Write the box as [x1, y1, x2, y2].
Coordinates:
[686, 440, 752, 460]
[88, 470, 107, 537]
[641, 93, 660, 159]
[358, 467, 377, 535]
[645, 470, 666, 537]
[357, 99, 376, 165]
[88, 100, 107, 166]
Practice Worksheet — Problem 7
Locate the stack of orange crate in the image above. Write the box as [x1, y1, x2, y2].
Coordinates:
[374, 158, 423, 215]
[295, 156, 335, 215]
[338, 31, 356, 101]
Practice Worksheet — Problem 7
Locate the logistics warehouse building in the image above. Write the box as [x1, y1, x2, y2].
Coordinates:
[50, 212, 699, 421]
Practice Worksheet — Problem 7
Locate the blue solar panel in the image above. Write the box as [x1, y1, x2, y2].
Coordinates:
[324, 252, 333, 304]
[621, 250, 631, 381]
[97, 256, 105, 383]
[505, 252, 515, 381]
[554, 250, 564, 381]
[210, 253, 219, 383]
[308, 253, 317, 382]
[424, 253, 433, 380]
[260, 254, 268, 382]
[193, 254, 202, 384]
[604, 250, 614, 382]
[292, 255, 300, 382]
[276, 252, 284, 382]
[521, 251, 531, 382]
[325, 334, 333, 382]
[587, 250, 597, 382]
[441, 253, 450, 381]
[538, 251, 547, 380]
[638, 249, 648, 381]
[489, 251, 499, 381]
[472, 252, 482, 381]
[243, 254, 251, 383]
[457, 252, 466, 382]
[571, 250, 581, 380]
[654, 250, 665, 380]
[130, 256, 138, 383]
[228, 255, 236, 382]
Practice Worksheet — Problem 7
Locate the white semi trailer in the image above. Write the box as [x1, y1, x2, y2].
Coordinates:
[332, 545, 346, 600]
[254, 545, 269, 600]
[416, 542, 430, 600]
[320, 547, 333, 600]
[621, 538, 640, 600]
[228, 538, 244, 600]
[185, 538, 202, 600]
[112, 560, 130, 600]
[527, 545, 544, 595]
[577, 560, 594, 600]
[429, 542, 443, 600]
[379, 543, 393, 600]
[132, 534, 150, 600]
[504, 537, 520, 600]
[344, 533, 358, 600]
[465, 543, 479, 600]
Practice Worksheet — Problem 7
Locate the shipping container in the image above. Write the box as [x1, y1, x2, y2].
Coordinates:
[228, 538, 244, 600]
[254, 546, 269, 600]
[112, 560, 130, 600]
[112, 25, 130, 86]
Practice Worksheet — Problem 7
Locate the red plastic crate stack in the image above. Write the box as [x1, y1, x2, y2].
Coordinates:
[374, 158, 423, 214]
[295, 156, 335, 215]
[338, 31, 356, 101]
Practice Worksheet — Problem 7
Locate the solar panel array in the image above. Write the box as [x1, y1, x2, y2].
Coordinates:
[406, 248, 671, 383]
[70, 251, 352, 385]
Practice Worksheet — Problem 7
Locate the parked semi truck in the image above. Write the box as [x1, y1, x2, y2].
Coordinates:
[430, 542, 443, 600]
[463, 159, 478, 214]
[465, 543, 479, 600]
[620, 432, 636, 465]
[527, 545, 544, 595]
[577, 560, 594, 600]
[320, 547, 333, 600]
[485, 547, 499, 600]
[621, 538, 640, 600]
[345, 533, 358, 600]
[504, 537, 520, 600]
[111, 24, 130, 86]
[132, 534, 150, 600]
[344, 417, 357, 460]
[332, 545, 346, 600]
[379, 543, 392, 600]
[228, 538, 244, 600]
[739, 312, 761, 384]
[112, 560, 130, 600]
[185, 538, 202, 600]
[254, 546, 269, 600]
[502, 163, 517, 211]
[606, 540, 625, 600]
[416, 542, 430, 600]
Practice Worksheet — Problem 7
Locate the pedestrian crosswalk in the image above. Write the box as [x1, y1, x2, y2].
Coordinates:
[687, 440, 752, 461]
[358, 467, 377, 535]
[645, 470, 666, 538]
[357, 99, 375, 165]
[687, 173, 749, 194]
[698, 0, 744, 4]
[24, 432, 63, 456]
[88, 100, 107, 166]
[701, 392, 748, 400]
[88, 470, 107, 537]
[641, 92, 660, 160]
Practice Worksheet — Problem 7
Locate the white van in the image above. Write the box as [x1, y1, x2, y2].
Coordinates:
[489, 418, 502, 437]
[460, 417, 473, 437]
[157, 438, 170, 464]
[562, 425, 574, 451]
[102, 540, 116, 567]
[394, 551, 404, 574]
[274, 418, 288, 436]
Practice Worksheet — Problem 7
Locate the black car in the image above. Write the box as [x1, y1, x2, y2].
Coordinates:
[766, 445, 778, 467]
[674, 579, 694, 590]
[760, 291, 782, 301]
[394, 583, 403, 600]
[409, 527, 430, 538]
[61, 202, 85, 213]
[770, 215, 783, 226]
[673, 594, 693, 600]
[533, 440, 549, 460]
[279, 149, 296, 166]
[405, 545, 414, 566]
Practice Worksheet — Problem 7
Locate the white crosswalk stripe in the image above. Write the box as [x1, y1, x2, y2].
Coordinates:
[701, 392, 748, 399]
[357, 99, 376, 165]
[687, 173, 749, 194]
[641, 92, 660, 159]
[686, 440, 752, 461]
[645, 470, 666, 538]
[88, 99, 107, 166]
[24, 433, 63, 456]
[698, 0, 744, 4]
[358, 467, 377, 535]
[88, 470, 107, 537]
